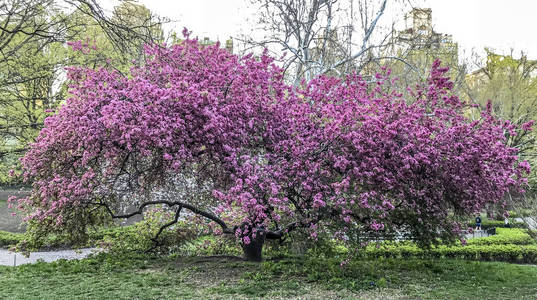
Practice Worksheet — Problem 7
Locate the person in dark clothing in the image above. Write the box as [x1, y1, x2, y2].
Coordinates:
[475, 216, 482, 230]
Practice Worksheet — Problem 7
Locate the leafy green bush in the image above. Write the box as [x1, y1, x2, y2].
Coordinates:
[521, 245, 537, 263]
[362, 243, 537, 263]
[468, 219, 526, 229]
[355, 228, 537, 263]
[508, 209, 533, 218]
[467, 228, 536, 246]
[4, 207, 228, 254]
[0, 230, 23, 248]
[2, 227, 100, 251]
[93, 210, 199, 253]
[175, 235, 242, 257]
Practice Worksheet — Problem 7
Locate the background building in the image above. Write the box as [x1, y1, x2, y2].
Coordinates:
[387, 8, 462, 87]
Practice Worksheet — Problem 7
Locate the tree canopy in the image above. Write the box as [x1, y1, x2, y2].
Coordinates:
[13, 37, 531, 259]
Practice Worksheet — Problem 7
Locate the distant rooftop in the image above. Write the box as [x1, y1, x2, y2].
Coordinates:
[396, 8, 455, 49]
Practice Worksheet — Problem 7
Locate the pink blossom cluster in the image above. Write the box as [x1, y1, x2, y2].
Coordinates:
[16, 37, 530, 246]
[66, 38, 98, 54]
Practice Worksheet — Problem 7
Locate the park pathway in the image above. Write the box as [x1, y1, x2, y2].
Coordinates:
[463, 230, 492, 239]
[0, 248, 100, 266]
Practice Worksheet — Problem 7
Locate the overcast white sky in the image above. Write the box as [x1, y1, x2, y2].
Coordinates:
[100, 0, 537, 62]
[420, 0, 537, 61]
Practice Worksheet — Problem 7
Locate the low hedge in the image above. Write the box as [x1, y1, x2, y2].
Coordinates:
[357, 228, 537, 263]
[0, 230, 23, 248]
[362, 243, 537, 263]
[468, 219, 526, 229]
[466, 228, 536, 246]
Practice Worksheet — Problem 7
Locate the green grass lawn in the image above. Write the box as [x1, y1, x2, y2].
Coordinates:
[1, 222, 536, 299]
[0, 252, 536, 299]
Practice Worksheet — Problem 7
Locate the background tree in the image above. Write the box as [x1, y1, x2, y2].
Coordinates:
[465, 50, 536, 154]
[464, 49, 537, 222]
[0, 1, 68, 184]
[0, 0, 166, 185]
[371, 7, 466, 99]
[244, 0, 410, 84]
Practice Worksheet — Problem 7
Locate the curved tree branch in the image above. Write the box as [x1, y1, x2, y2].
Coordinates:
[96, 199, 234, 234]
[148, 205, 182, 251]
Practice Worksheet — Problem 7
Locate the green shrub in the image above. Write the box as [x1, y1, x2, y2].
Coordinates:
[176, 235, 242, 257]
[467, 228, 536, 246]
[94, 221, 198, 253]
[521, 245, 537, 263]
[488, 244, 522, 262]
[357, 229, 537, 263]
[305, 237, 348, 258]
[468, 219, 526, 229]
[509, 209, 533, 218]
[0, 230, 23, 248]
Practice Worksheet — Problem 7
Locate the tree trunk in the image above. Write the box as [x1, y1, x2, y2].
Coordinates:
[241, 230, 266, 262]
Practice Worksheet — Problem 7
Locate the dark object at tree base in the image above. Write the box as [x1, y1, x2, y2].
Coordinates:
[486, 227, 496, 235]
[242, 231, 266, 262]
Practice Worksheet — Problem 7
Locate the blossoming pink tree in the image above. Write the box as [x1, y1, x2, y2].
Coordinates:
[14, 36, 530, 261]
